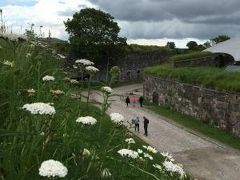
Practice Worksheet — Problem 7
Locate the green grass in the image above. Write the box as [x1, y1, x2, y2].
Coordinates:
[170, 51, 212, 62]
[126, 44, 172, 54]
[0, 37, 191, 180]
[147, 105, 240, 150]
[145, 64, 240, 92]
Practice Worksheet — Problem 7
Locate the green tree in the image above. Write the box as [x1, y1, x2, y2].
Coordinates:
[64, 8, 127, 62]
[186, 41, 198, 50]
[166, 42, 176, 49]
[211, 35, 230, 45]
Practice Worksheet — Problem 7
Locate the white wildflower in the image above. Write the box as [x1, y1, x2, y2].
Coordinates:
[82, 148, 91, 157]
[75, 59, 94, 66]
[163, 161, 186, 179]
[101, 168, 112, 178]
[143, 153, 153, 160]
[143, 145, 148, 149]
[125, 138, 135, 144]
[22, 102, 56, 115]
[76, 116, 97, 125]
[118, 149, 139, 159]
[3, 60, 14, 67]
[161, 152, 175, 162]
[147, 146, 158, 154]
[70, 79, 79, 84]
[137, 149, 143, 154]
[101, 86, 112, 94]
[73, 65, 78, 69]
[50, 89, 65, 96]
[39, 159, 68, 178]
[27, 88, 36, 96]
[153, 164, 162, 171]
[42, 75, 55, 81]
[110, 113, 124, 124]
[57, 54, 66, 59]
[40, 132, 45, 136]
[26, 53, 31, 58]
[85, 66, 99, 73]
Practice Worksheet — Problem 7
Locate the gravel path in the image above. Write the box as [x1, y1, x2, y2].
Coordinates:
[90, 83, 240, 180]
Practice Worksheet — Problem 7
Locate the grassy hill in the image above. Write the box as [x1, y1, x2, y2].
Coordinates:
[0, 35, 190, 180]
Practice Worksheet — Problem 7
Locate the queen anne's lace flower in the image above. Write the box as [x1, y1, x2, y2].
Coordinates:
[110, 113, 124, 124]
[143, 145, 158, 154]
[70, 79, 79, 84]
[42, 75, 55, 81]
[137, 149, 143, 154]
[144, 153, 153, 160]
[22, 102, 56, 115]
[50, 89, 65, 96]
[76, 116, 97, 125]
[163, 161, 186, 179]
[102, 168, 112, 178]
[27, 89, 36, 96]
[75, 59, 94, 66]
[3, 60, 14, 67]
[153, 164, 162, 171]
[161, 152, 175, 162]
[57, 54, 66, 59]
[125, 138, 135, 144]
[118, 149, 139, 159]
[101, 86, 112, 94]
[85, 66, 99, 73]
[82, 148, 91, 157]
[39, 159, 68, 178]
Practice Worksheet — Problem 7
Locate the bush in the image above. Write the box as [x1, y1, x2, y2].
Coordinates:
[170, 51, 213, 62]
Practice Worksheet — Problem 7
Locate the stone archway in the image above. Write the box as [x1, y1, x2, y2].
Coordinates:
[152, 92, 159, 105]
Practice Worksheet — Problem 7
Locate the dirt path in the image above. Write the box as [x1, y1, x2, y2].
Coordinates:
[90, 84, 240, 180]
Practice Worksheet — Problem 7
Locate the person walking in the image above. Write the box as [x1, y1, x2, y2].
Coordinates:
[139, 96, 144, 107]
[134, 116, 140, 132]
[143, 116, 149, 136]
[125, 96, 130, 107]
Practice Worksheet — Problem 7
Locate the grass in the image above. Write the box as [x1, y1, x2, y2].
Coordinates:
[0, 37, 191, 180]
[146, 105, 240, 150]
[170, 51, 212, 62]
[145, 64, 240, 92]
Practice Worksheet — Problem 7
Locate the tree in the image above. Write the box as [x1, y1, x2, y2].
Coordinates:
[211, 35, 230, 45]
[203, 41, 211, 48]
[64, 8, 127, 62]
[166, 42, 175, 49]
[186, 41, 198, 50]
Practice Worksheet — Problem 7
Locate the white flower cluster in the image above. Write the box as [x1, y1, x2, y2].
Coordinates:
[110, 113, 124, 124]
[118, 149, 139, 159]
[76, 116, 97, 125]
[27, 89, 36, 96]
[57, 54, 66, 59]
[22, 102, 56, 115]
[70, 79, 79, 84]
[101, 168, 112, 178]
[0, 33, 27, 42]
[82, 148, 91, 157]
[161, 152, 175, 162]
[163, 161, 186, 179]
[143, 145, 158, 154]
[50, 89, 65, 96]
[75, 59, 94, 66]
[143, 152, 153, 160]
[42, 75, 55, 81]
[125, 138, 135, 144]
[85, 66, 99, 73]
[101, 86, 112, 94]
[153, 163, 162, 171]
[39, 159, 68, 178]
[3, 60, 14, 67]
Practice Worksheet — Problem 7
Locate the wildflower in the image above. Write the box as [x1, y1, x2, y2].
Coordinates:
[40, 132, 45, 136]
[75, 59, 94, 66]
[27, 88, 36, 96]
[76, 116, 97, 125]
[39, 159, 68, 178]
[69, 93, 81, 99]
[110, 113, 124, 124]
[82, 148, 91, 157]
[50, 89, 65, 96]
[22, 102, 56, 115]
[3, 60, 14, 67]
[57, 54, 66, 59]
[147, 146, 158, 154]
[125, 138, 135, 144]
[73, 65, 78, 69]
[101, 168, 112, 178]
[26, 53, 31, 58]
[118, 149, 139, 159]
[143, 153, 153, 160]
[101, 86, 112, 94]
[42, 75, 55, 81]
[137, 149, 143, 154]
[85, 66, 99, 73]
[153, 164, 162, 171]
[70, 79, 79, 84]
[163, 161, 186, 179]
[161, 152, 175, 162]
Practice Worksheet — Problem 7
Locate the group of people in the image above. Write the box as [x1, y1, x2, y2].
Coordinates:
[131, 116, 149, 136]
[125, 96, 144, 107]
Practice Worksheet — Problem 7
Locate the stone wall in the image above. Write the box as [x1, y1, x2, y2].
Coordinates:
[143, 73, 240, 136]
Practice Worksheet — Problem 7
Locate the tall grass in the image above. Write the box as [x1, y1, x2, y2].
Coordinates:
[0, 38, 190, 179]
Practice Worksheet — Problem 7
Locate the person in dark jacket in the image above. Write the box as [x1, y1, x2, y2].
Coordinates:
[139, 96, 144, 107]
[143, 116, 149, 136]
[125, 96, 130, 107]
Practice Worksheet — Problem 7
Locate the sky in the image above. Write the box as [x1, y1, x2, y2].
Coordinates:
[0, 0, 239, 48]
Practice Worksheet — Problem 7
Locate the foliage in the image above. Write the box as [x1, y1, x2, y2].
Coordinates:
[125, 44, 172, 54]
[147, 105, 240, 150]
[186, 41, 198, 50]
[166, 42, 176, 49]
[170, 51, 213, 62]
[64, 8, 126, 62]
[145, 65, 240, 92]
[0, 38, 190, 179]
[211, 35, 230, 45]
